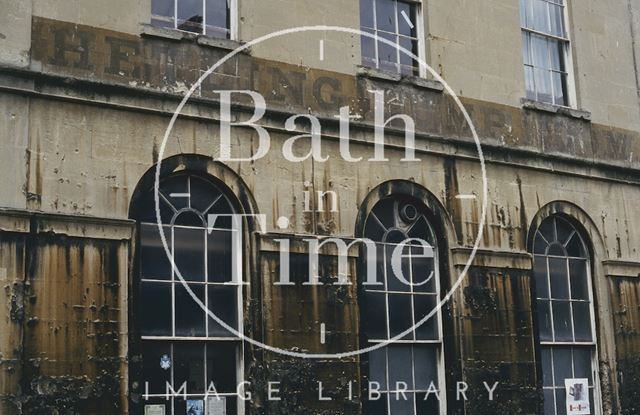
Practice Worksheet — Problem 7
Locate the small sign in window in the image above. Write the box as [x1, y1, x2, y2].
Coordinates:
[207, 396, 226, 415]
[144, 404, 166, 415]
[565, 378, 590, 415]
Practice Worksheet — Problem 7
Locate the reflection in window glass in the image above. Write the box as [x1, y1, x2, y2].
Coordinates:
[532, 216, 598, 415]
[137, 173, 243, 414]
[519, 0, 570, 106]
[360, 0, 421, 75]
[362, 196, 444, 414]
[151, 0, 231, 38]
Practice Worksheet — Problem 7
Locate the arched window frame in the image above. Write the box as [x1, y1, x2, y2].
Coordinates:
[131, 167, 249, 415]
[357, 191, 449, 415]
[530, 214, 602, 415]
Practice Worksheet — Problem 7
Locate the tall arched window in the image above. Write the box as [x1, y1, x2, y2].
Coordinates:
[361, 196, 445, 414]
[532, 215, 599, 414]
[135, 172, 243, 415]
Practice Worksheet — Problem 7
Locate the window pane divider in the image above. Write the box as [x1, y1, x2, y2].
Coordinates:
[141, 336, 241, 341]
[522, 27, 569, 43]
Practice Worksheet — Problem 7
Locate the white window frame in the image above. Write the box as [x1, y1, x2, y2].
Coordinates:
[151, 0, 238, 40]
[362, 199, 447, 414]
[360, 0, 427, 78]
[520, 0, 577, 108]
[139, 174, 245, 415]
[532, 216, 602, 415]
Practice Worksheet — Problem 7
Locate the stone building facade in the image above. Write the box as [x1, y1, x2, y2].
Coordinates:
[1, 0, 640, 414]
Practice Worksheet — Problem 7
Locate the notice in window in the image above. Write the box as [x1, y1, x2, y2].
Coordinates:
[565, 378, 590, 415]
[186, 399, 204, 415]
[207, 396, 226, 415]
[144, 404, 166, 415]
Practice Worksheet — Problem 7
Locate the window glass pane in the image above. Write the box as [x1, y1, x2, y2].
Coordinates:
[175, 283, 206, 337]
[552, 71, 566, 106]
[173, 342, 205, 393]
[365, 292, 387, 339]
[417, 391, 440, 413]
[541, 347, 554, 387]
[205, 0, 229, 37]
[549, 3, 565, 37]
[207, 230, 233, 282]
[534, 67, 553, 103]
[552, 300, 573, 341]
[412, 247, 436, 294]
[413, 346, 438, 390]
[371, 198, 396, 229]
[388, 345, 414, 390]
[543, 388, 556, 415]
[572, 302, 593, 342]
[208, 285, 239, 336]
[407, 216, 434, 245]
[141, 224, 172, 280]
[189, 177, 222, 214]
[550, 40, 565, 73]
[362, 29, 377, 67]
[378, 32, 399, 72]
[519, 0, 527, 26]
[152, 0, 174, 17]
[525, 66, 536, 100]
[369, 243, 386, 290]
[537, 300, 553, 341]
[531, 0, 549, 33]
[547, 242, 566, 256]
[177, 0, 204, 33]
[538, 219, 555, 243]
[140, 281, 172, 336]
[534, 256, 549, 299]
[365, 393, 388, 414]
[174, 227, 205, 282]
[569, 259, 589, 301]
[376, 0, 396, 32]
[361, 0, 375, 29]
[522, 32, 532, 65]
[390, 392, 413, 413]
[549, 257, 569, 299]
[368, 348, 388, 389]
[387, 243, 411, 292]
[206, 198, 234, 229]
[141, 340, 172, 393]
[555, 217, 573, 244]
[414, 295, 438, 340]
[389, 294, 413, 339]
[161, 175, 190, 211]
[397, 2, 417, 37]
[206, 342, 238, 392]
[398, 36, 417, 76]
[556, 388, 568, 415]
[566, 233, 586, 258]
[531, 35, 550, 69]
[572, 347, 593, 381]
[553, 347, 572, 386]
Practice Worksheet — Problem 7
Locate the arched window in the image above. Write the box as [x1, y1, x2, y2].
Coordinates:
[532, 215, 599, 414]
[361, 196, 445, 414]
[135, 172, 243, 414]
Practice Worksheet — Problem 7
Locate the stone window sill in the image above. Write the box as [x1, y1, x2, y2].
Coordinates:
[140, 24, 249, 54]
[521, 98, 591, 121]
[356, 65, 444, 92]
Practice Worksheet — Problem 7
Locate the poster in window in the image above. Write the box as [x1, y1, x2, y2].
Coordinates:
[565, 378, 590, 415]
[144, 404, 166, 415]
[207, 396, 226, 415]
[186, 399, 204, 415]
